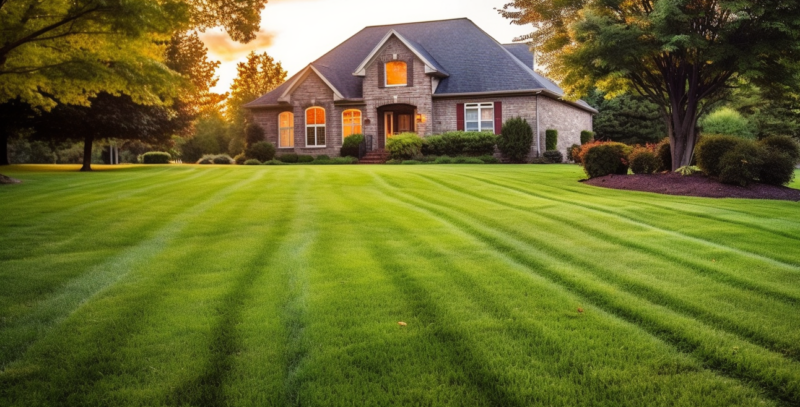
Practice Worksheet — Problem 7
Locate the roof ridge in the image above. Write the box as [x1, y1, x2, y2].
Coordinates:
[363, 17, 470, 29]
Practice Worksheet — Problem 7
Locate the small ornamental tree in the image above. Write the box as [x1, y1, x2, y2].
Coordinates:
[497, 117, 533, 162]
[244, 123, 266, 148]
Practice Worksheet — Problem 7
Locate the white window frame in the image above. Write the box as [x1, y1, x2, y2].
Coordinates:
[465, 103, 495, 133]
[278, 111, 294, 148]
[342, 109, 362, 139]
[384, 61, 407, 87]
[305, 107, 326, 147]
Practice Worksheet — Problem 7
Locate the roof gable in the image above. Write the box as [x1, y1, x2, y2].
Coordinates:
[352, 30, 448, 77]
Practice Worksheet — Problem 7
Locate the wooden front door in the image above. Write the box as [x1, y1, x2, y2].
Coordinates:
[398, 114, 413, 133]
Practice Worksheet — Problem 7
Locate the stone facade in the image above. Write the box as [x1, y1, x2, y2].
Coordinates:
[538, 96, 593, 156]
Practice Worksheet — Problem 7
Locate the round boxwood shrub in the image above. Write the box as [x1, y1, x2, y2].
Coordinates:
[628, 147, 660, 174]
[297, 154, 314, 163]
[542, 150, 563, 164]
[263, 159, 286, 165]
[212, 154, 234, 165]
[582, 142, 632, 178]
[655, 138, 671, 171]
[758, 148, 796, 186]
[387, 132, 424, 159]
[197, 154, 215, 164]
[234, 153, 247, 165]
[759, 135, 800, 162]
[276, 153, 298, 163]
[718, 142, 763, 186]
[580, 131, 594, 145]
[695, 135, 744, 177]
[141, 151, 171, 164]
[497, 117, 533, 162]
[246, 141, 276, 162]
[340, 134, 365, 157]
[700, 107, 756, 139]
[545, 129, 558, 151]
[244, 159, 262, 165]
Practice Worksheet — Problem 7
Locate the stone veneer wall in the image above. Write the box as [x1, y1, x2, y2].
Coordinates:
[537, 96, 593, 156]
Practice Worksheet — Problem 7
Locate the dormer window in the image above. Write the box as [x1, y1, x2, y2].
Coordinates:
[385, 61, 407, 86]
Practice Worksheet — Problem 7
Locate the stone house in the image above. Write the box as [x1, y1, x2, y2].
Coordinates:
[244, 18, 596, 158]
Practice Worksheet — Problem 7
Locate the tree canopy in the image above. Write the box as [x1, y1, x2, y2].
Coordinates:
[500, 0, 800, 169]
[584, 89, 667, 145]
[226, 51, 287, 142]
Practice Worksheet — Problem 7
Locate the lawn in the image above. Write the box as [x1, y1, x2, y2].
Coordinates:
[1, 164, 799, 407]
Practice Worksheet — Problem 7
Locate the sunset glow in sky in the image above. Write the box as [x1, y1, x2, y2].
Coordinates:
[199, 0, 533, 94]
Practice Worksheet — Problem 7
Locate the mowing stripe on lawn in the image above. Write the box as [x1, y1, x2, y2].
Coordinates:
[370, 171, 800, 406]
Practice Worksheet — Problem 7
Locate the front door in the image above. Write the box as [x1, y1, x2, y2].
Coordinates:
[398, 114, 413, 133]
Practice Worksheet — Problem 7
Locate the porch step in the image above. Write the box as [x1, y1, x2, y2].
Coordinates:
[359, 150, 391, 164]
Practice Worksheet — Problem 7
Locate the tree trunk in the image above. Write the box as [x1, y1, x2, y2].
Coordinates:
[666, 96, 701, 171]
[80, 135, 93, 171]
[0, 128, 9, 166]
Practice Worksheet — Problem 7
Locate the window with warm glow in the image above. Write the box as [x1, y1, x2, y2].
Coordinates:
[342, 109, 362, 138]
[385, 61, 407, 86]
[465, 103, 494, 132]
[305, 107, 326, 147]
[279, 112, 294, 147]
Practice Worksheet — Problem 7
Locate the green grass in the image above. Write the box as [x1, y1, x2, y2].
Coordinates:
[1, 164, 799, 407]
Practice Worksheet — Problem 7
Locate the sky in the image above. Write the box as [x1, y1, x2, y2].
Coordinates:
[198, 0, 533, 94]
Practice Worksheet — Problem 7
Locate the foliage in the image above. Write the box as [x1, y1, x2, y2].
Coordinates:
[277, 153, 299, 163]
[583, 89, 666, 145]
[244, 159, 262, 165]
[477, 155, 500, 164]
[401, 160, 423, 165]
[421, 132, 497, 156]
[178, 112, 232, 163]
[244, 123, 266, 148]
[700, 108, 756, 139]
[434, 156, 453, 164]
[387, 133, 424, 160]
[695, 135, 745, 177]
[542, 150, 563, 164]
[315, 155, 331, 161]
[141, 152, 172, 164]
[718, 143, 764, 187]
[497, 117, 533, 163]
[245, 141, 276, 162]
[499, 0, 800, 170]
[759, 135, 800, 162]
[234, 153, 247, 165]
[567, 144, 581, 163]
[581, 142, 632, 178]
[675, 166, 701, 176]
[655, 139, 672, 173]
[628, 147, 660, 175]
[197, 154, 215, 164]
[580, 131, 594, 145]
[310, 157, 358, 165]
[227, 52, 287, 139]
[545, 129, 558, 151]
[297, 155, 314, 163]
[211, 154, 234, 165]
[262, 159, 286, 165]
[341, 134, 365, 158]
[757, 149, 796, 186]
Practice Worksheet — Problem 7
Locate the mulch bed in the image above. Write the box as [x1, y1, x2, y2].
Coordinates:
[583, 172, 800, 201]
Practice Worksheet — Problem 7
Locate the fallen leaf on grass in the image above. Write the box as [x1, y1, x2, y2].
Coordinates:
[577, 308, 584, 314]
[398, 321, 407, 326]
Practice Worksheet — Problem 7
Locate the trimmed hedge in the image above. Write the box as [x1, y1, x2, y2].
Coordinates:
[340, 134, 364, 158]
[387, 132, 424, 159]
[580, 131, 594, 145]
[244, 159, 262, 165]
[497, 117, 533, 162]
[141, 152, 171, 164]
[212, 154, 234, 165]
[758, 149, 796, 186]
[695, 135, 744, 177]
[759, 135, 800, 162]
[421, 131, 497, 156]
[246, 141, 276, 162]
[628, 147, 660, 174]
[545, 129, 558, 151]
[263, 159, 286, 165]
[542, 150, 563, 164]
[315, 155, 331, 161]
[581, 142, 632, 178]
[719, 142, 763, 186]
[276, 153, 299, 163]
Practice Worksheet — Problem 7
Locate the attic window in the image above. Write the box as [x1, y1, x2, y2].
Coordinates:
[385, 61, 407, 86]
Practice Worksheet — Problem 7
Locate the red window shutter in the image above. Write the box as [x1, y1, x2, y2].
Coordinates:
[456, 103, 464, 131]
[494, 101, 502, 135]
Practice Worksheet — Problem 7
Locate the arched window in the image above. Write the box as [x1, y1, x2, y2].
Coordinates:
[305, 107, 326, 147]
[342, 109, 362, 138]
[385, 61, 407, 86]
[278, 112, 294, 147]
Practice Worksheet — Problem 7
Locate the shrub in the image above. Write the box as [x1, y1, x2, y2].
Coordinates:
[695, 135, 744, 177]
[477, 155, 500, 164]
[315, 155, 331, 161]
[386, 159, 402, 164]
[263, 159, 286, 165]
[244, 123, 266, 147]
[197, 154, 215, 164]
[234, 153, 247, 165]
[334, 156, 358, 164]
[387, 132, 424, 159]
[277, 153, 299, 163]
[497, 117, 533, 162]
[582, 142, 632, 178]
[435, 155, 453, 164]
[580, 131, 594, 145]
[451, 156, 484, 164]
[628, 147, 661, 174]
[758, 149, 796, 186]
[655, 138, 671, 171]
[244, 159, 262, 165]
[542, 150, 563, 164]
[718, 142, 764, 186]
[340, 134, 364, 157]
[699, 107, 756, 139]
[245, 141, 276, 162]
[421, 132, 497, 156]
[212, 154, 234, 165]
[401, 160, 423, 165]
[759, 135, 800, 162]
[567, 144, 581, 162]
[545, 129, 558, 151]
[297, 154, 314, 163]
[141, 152, 171, 164]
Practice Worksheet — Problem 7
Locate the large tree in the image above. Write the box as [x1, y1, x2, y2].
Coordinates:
[226, 51, 287, 141]
[500, 0, 800, 170]
[584, 89, 667, 145]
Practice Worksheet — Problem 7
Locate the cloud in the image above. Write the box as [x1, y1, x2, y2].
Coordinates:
[199, 29, 277, 62]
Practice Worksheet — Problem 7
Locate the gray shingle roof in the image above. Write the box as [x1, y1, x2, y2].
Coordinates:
[245, 18, 595, 112]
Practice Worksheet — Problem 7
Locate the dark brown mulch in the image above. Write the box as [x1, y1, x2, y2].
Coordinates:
[0, 174, 21, 184]
[583, 172, 800, 201]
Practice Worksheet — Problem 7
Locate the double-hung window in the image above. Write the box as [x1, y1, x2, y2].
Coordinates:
[465, 103, 494, 132]
[342, 109, 362, 138]
[305, 107, 326, 147]
[278, 112, 294, 147]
